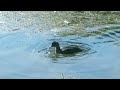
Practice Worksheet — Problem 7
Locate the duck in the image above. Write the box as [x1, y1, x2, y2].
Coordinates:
[51, 41, 83, 54]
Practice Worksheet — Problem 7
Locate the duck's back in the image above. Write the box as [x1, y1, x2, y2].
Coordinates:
[61, 45, 82, 54]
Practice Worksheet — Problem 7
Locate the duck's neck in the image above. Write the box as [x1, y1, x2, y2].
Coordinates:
[56, 47, 62, 53]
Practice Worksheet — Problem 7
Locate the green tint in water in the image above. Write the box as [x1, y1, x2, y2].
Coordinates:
[1, 11, 120, 36]
[47, 11, 120, 37]
[0, 11, 120, 78]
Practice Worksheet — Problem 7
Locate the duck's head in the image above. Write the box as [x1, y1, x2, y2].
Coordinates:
[51, 41, 60, 48]
[51, 41, 62, 53]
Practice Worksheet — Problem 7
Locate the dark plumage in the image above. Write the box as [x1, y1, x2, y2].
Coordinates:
[51, 41, 82, 54]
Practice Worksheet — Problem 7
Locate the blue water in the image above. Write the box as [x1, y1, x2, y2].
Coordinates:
[0, 24, 120, 79]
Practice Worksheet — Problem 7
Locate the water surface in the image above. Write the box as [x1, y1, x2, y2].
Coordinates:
[0, 11, 120, 79]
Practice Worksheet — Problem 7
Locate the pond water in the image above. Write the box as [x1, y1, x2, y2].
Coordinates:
[0, 11, 120, 79]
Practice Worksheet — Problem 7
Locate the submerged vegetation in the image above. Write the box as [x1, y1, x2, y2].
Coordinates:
[0, 11, 120, 78]
[0, 11, 120, 36]
[50, 11, 120, 37]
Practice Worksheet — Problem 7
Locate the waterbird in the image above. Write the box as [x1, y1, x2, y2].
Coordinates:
[50, 41, 82, 54]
